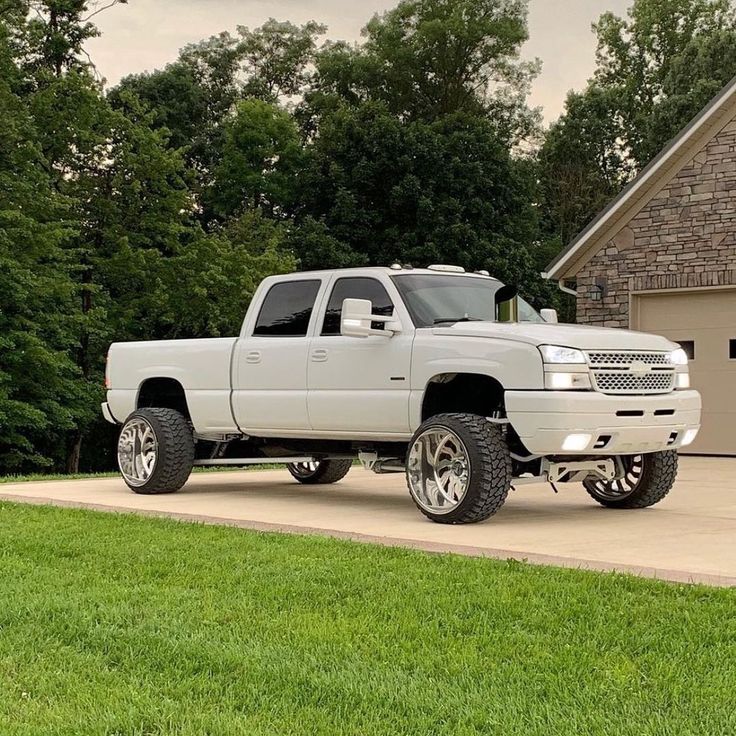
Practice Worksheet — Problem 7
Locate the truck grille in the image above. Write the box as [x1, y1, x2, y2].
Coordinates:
[585, 351, 676, 395]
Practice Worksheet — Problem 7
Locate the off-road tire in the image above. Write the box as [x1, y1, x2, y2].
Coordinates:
[583, 450, 678, 509]
[287, 459, 353, 485]
[406, 413, 512, 524]
[120, 407, 194, 494]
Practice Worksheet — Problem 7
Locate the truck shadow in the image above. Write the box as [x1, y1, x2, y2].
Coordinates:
[177, 473, 605, 524]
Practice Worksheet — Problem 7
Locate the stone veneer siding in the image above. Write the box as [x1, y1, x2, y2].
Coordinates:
[576, 118, 736, 327]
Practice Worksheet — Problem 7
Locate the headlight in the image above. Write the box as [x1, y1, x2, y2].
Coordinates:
[539, 345, 586, 364]
[669, 348, 688, 366]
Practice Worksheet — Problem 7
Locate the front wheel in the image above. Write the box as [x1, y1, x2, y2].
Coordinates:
[287, 459, 353, 485]
[583, 451, 678, 508]
[117, 408, 194, 494]
[406, 413, 512, 524]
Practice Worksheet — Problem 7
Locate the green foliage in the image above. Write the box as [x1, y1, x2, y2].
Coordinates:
[298, 101, 546, 298]
[208, 99, 304, 220]
[0, 26, 83, 471]
[238, 18, 327, 102]
[312, 0, 541, 143]
[161, 213, 296, 338]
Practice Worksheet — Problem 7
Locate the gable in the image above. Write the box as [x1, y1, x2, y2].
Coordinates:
[544, 75, 736, 281]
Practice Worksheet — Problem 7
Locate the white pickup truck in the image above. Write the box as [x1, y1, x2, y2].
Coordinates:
[103, 265, 701, 524]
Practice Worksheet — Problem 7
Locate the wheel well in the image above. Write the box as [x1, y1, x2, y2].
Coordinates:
[137, 378, 190, 419]
[421, 373, 505, 421]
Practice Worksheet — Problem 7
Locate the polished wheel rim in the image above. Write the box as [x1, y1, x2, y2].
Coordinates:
[587, 455, 644, 499]
[407, 428, 470, 514]
[288, 461, 320, 477]
[118, 417, 158, 487]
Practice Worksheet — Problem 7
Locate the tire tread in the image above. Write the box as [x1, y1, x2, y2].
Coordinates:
[123, 407, 194, 495]
[407, 412, 512, 524]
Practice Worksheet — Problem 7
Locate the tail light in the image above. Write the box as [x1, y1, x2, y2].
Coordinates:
[105, 353, 111, 390]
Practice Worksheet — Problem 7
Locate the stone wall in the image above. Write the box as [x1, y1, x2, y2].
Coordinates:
[576, 118, 736, 326]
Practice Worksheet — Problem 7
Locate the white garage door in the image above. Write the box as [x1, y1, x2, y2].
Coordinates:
[632, 288, 736, 455]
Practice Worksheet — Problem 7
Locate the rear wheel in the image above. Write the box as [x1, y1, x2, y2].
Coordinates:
[117, 408, 194, 494]
[583, 451, 678, 508]
[405, 413, 511, 524]
[287, 459, 353, 485]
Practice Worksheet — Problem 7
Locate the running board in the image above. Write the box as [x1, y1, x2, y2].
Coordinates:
[194, 456, 315, 466]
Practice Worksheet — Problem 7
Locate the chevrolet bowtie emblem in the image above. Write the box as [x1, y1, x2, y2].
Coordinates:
[630, 360, 651, 378]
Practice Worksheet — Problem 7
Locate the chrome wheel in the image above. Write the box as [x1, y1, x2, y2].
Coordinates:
[407, 428, 470, 514]
[287, 461, 320, 478]
[117, 416, 158, 488]
[585, 455, 644, 500]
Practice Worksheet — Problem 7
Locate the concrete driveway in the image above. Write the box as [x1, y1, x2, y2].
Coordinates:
[2, 456, 734, 586]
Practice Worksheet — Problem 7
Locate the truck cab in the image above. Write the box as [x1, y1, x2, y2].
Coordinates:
[104, 265, 701, 524]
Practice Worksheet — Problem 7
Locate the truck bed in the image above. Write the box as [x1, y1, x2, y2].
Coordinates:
[106, 338, 239, 434]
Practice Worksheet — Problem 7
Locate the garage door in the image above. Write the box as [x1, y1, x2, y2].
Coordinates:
[632, 288, 736, 455]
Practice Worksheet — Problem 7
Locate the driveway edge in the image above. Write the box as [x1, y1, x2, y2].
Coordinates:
[2, 492, 734, 588]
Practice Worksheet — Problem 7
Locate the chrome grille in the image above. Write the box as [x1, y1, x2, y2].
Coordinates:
[585, 351, 676, 395]
[586, 351, 671, 366]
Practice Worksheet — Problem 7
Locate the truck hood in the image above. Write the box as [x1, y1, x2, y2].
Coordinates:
[431, 321, 677, 351]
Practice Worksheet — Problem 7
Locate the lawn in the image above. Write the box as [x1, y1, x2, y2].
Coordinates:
[0, 503, 734, 735]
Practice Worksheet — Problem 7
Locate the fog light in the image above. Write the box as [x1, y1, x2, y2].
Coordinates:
[681, 428, 699, 447]
[562, 433, 593, 452]
[676, 373, 690, 389]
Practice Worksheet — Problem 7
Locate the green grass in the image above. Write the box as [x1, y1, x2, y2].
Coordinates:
[0, 503, 734, 735]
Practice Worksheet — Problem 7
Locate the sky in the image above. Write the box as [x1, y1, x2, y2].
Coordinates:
[87, 0, 632, 124]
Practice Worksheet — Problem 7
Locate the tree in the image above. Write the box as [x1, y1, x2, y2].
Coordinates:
[207, 99, 304, 220]
[539, 0, 736, 249]
[311, 0, 541, 144]
[160, 212, 296, 339]
[538, 87, 631, 246]
[110, 19, 325, 179]
[297, 100, 543, 289]
[0, 24, 83, 471]
[593, 0, 736, 164]
[238, 19, 326, 103]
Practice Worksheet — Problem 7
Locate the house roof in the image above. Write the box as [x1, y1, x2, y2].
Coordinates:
[543, 74, 736, 282]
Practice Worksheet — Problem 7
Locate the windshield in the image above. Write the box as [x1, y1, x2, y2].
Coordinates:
[391, 274, 543, 328]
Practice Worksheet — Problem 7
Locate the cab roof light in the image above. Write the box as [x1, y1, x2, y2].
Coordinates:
[427, 264, 465, 273]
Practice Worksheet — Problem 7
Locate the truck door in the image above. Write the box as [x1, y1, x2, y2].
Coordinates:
[232, 278, 323, 433]
[308, 276, 413, 434]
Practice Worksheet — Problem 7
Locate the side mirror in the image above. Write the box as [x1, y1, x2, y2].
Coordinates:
[340, 298, 400, 338]
[540, 308, 558, 324]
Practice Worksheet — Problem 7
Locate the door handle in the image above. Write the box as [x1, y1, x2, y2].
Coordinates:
[311, 348, 328, 362]
[245, 350, 262, 364]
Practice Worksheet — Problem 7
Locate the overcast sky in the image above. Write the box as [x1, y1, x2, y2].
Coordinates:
[87, 0, 632, 124]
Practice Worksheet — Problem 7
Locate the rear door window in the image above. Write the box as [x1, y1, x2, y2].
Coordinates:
[253, 280, 321, 337]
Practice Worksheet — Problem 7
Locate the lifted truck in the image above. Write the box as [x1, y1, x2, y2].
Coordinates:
[103, 265, 701, 524]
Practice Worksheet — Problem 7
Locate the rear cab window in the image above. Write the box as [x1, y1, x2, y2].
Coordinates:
[253, 280, 321, 337]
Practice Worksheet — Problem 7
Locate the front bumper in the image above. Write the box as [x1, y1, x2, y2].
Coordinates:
[505, 389, 701, 455]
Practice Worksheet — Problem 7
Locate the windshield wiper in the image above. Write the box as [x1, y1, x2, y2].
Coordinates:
[433, 316, 485, 324]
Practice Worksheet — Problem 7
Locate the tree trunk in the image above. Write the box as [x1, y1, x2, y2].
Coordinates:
[66, 430, 82, 474]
